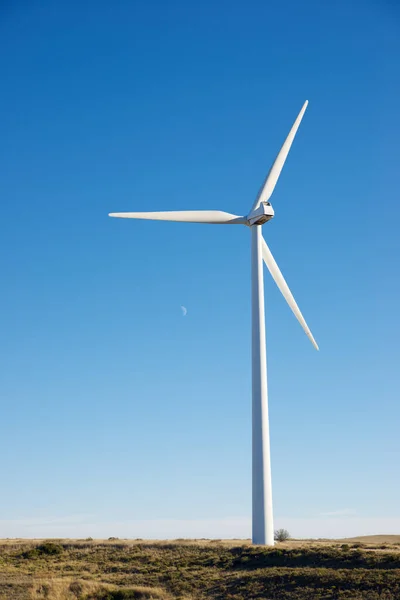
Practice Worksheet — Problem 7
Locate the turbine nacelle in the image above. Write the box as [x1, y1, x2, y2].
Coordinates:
[247, 202, 275, 226]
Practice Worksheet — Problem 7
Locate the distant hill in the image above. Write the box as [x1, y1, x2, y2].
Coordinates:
[341, 535, 400, 544]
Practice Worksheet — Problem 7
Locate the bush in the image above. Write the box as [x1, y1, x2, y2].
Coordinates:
[341, 544, 350, 551]
[37, 542, 64, 555]
[21, 542, 63, 559]
[274, 529, 290, 542]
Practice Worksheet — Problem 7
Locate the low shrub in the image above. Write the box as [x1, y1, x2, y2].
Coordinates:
[21, 542, 63, 559]
[37, 542, 64, 555]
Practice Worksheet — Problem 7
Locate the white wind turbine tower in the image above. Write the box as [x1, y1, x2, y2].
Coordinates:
[109, 101, 318, 546]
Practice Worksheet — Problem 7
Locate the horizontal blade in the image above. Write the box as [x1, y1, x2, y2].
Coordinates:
[109, 210, 247, 224]
[262, 237, 318, 350]
[252, 100, 308, 211]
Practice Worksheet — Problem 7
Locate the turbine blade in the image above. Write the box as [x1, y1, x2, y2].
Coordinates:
[252, 101, 308, 211]
[262, 237, 319, 350]
[109, 210, 247, 224]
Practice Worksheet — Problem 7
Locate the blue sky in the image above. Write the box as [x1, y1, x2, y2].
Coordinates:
[0, 0, 399, 539]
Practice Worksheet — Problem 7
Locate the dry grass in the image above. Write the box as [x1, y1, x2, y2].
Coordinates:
[1, 538, 399, 599]
[2, 534, 398, 548]
[30, 578, 173, 600]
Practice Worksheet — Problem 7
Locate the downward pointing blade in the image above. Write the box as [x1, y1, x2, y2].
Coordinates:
[262, 237, 319, 350]
[109, 210, 247, 224]
[252, 101, 308, 211]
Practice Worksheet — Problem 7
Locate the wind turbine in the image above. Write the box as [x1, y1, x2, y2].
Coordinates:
[109, 101, 318, 546]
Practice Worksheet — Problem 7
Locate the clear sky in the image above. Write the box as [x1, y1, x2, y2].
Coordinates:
[0, 0, 399, 540]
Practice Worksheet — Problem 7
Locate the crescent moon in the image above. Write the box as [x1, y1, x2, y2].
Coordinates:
[180, 305, 187, 316]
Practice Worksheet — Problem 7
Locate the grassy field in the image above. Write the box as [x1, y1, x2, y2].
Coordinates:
[1, 537, 399, 599]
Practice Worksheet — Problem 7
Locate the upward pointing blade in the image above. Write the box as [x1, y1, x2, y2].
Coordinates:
[262, 236, 319, 350]
[252, 101, 308, 211]
[109, 210, 247, 224]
